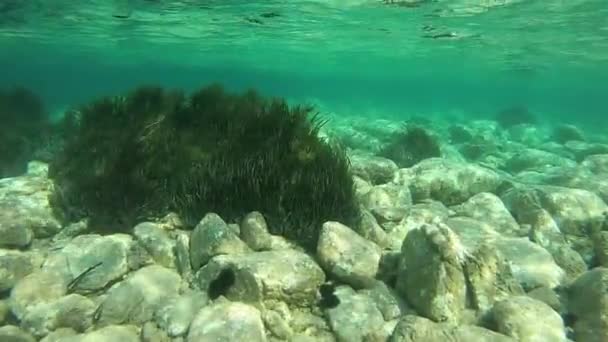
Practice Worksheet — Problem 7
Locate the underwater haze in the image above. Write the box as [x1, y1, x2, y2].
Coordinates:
[1, 0, 607, 126]
[2, 1, 608, 342]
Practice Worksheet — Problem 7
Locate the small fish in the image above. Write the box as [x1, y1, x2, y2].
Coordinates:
[67, 261, 104, 292]
[260, 12, 281, 19]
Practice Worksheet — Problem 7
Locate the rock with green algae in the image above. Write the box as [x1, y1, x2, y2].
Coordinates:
[316, 221, 382, 289]
[0, 249, 36, 292]
[490, 296, 567, 342]
[189, 212, 251, 271]
[447, 216, 565, 290]
[187, 300, 266, 342]
[361, 183, 412, 224]
[95, 265, 183, 326]
[567, 267, 608, 342]
[20, 294, 96, 338]
[63, 325, 139, 342]
[0, 325, 36, 342]
[450, 192, 521, 236]
[155, 289, 207, 337]
[0, 161, 61, 248]
[394, 158, 503, 206]
[389, 315, 515, 342]
[240, 211, 273, 252]
[395, 223, 468, 323]
[133, 221, 177, 269]
[323, 285, 386, 342]
[195, 249, 324, 307]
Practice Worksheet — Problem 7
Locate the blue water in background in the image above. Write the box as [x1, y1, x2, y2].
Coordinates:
[2, 45, 606, 131]
[1, 0, 607, 131]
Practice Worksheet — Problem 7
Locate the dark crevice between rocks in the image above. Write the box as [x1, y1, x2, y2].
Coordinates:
[207, 268, 236, 300]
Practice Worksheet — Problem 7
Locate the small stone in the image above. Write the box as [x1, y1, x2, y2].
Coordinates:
[43, 234, 133, 294]
[187, 301, 266, 342]
[451, 192, 521, 236]
[9, 270, 69, 321]
[96, 265, 183, 326]
[363, 184, 411, 223]
[133, 222, 177, 268]
[0, 325, 36, 342]
[593, 230, 608, 267]
[0, 249, 35, 292]
[360, 281, 409, 321]
[156, 290, 207, 337]
[21, 293, 95, 337]
[464, 244, 524, 313]
[196, 250, 324, 306]
[357, 209, 391, 249]
[189, 213, 250, 271]
[317, 221, 381, 288]
[402, 159, 503, 206]
[567, 267, 608, 342]
[240, 211, 273, 251]
[263, 309, 293, 340]
[174, 231, 193, 280]
[0, 217, 33, 248]
[396, 223, 468, 322]
[349, 154, 398, 184]
[324, 286, 385, 342]
[39, 328, 77, 342]
[0, 167, 61, 244]
[141, 321, 170, 342]
[527, 286, 561, 312]
[491, 296, 567, 342]
[0, 300, 9, 325]
[390, 315, 515, 342]
[447, 217, 565, 290]
[75, 325, 139, 342]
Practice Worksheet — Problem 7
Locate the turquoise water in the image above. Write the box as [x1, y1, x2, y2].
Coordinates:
[2, 1, 608, 341]
[2, 0, 607, 127]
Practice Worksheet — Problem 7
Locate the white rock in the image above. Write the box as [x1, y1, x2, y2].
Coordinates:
[491, 296, 567, 342]
[188, 301, 266, 342]
[317, 221, 381, 288]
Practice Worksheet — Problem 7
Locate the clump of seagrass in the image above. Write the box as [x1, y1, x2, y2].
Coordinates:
[49, 84, 360, 250]
[379, 124, 441, 168]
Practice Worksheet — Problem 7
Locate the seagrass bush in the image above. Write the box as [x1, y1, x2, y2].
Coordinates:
[49, 83, 360, 250]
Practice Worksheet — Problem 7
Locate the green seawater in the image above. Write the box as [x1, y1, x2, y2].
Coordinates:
[1, 0, 607, 129]
[2, 2, 608, 341]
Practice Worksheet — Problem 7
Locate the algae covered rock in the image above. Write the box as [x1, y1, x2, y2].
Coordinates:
[187, 301, 266, 342]
[396, 158, 503, 205]
[189, 213, 251, 271]
[317, 221, 382, 288]
[133, 221, 176, 269]
[490, 296, 567, 342]
[95, 265, 183, 326]
[390, 315, 515, 342]
[324, 286, 386, 342]
[196, 249, 324, 306]
[349, 153, 399, 184]
[0, 325, 36, 342]
[0, 249, 35, 292]
[567, 267, 608, 342]
[379, 124, 441, 168]
[49, 84, 359, 250]
[396, 223, 468, 322]
[0, 162, 61, 247]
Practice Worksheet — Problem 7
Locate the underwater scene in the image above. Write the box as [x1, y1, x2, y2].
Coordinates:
[1, 0, 608, 341]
